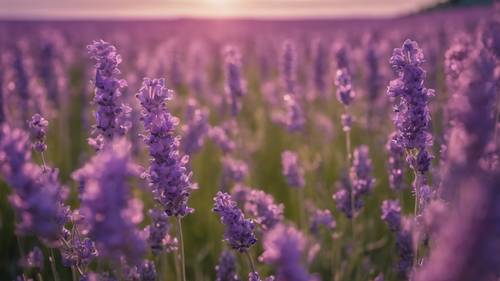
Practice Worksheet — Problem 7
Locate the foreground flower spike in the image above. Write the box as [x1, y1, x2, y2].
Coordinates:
[87, 40, 130, 150]
[260, 224, 313, 281]
[223, 46, 246, 116]
[215, 250, 240, 281]
[387, 39, 434, 215]
[75, 139, 146, 265]
[281, 150, 305, 188]
[27, 113, 48, 153]
[442, 47, 497, 189]
[0, 125, 68, 244]
[137, 78, 196, 217]
[213, 192, 257, 252]
[281, 40, 297, 95]
[414, 172, 500, 281]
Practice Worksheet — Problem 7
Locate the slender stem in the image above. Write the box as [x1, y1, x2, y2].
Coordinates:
[71, 266, 78, 281]
[175, 217, 186, 281]
[244, 251, 256, 273]
[40, 152, 47, 172]
[413, 171, 420, 267]
[297, 188, 306, 230]
[16, 237, 28, 278]
[37, 272, 44, 281]
[49, 248, 60, 281]
[345, 130, 352, 162]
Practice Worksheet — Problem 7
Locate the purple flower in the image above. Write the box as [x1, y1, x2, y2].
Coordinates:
[312, 39, 329, 97]
[395, 219, 414, 277]
[332, 173, 362, 219]
[350, 145, 375, 196]
[309, 209, 336, 235]
[87, 40, 130, 150]
[137, 78, 197, 217]
[215, 250, 240, 281]
[27, 113, 48, 153]
[380, 200, 401, 232]
[223, 46, 246, 116]
[441, 46, 497, 196]
[222, 156, 248, 190]
[335, 68, 355, 107]
[386, 132, 405, 191]
[61, 233, 98, 268]
[281, 40, 297, 95]
[414, 174, 500, 281]
[209, 123, 237, 154]
[340, 113, 352, 132]
[259, 224, 313, 281]
[333, 43, 351, 72]
[281, 151, 305, 188]
[282, 94, 305, 133]
[145, 209, 177, 255]
[213, 192, 257, 252]
[387, 39, 434, 171]
[74, 139, 146, 264]
[244, 189, 284, 231]
[182, 99, 209, 155]
[20, 246, 44, 269]
[0, 125, 68, 244]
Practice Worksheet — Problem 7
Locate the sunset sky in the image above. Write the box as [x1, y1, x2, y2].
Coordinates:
[0, 0, 444, 19]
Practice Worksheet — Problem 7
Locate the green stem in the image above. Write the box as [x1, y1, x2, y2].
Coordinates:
[71, 266, 78, 281]
[49, 248, 60, 281]
[37, 272, 44, 281]
[175, 217, 186, 281]
[244, 251, 256, 273]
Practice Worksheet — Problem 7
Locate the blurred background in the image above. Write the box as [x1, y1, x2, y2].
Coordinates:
[0, 0, 495, 281]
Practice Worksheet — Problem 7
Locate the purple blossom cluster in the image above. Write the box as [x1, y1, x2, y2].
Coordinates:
[0, 125, 68, 244]
[87, 40, 131, 150]
[224, 46, 246, 116]
[260, 224, 313, 281]
[74, 139, 146, 265]
[387, 39, 434, 175]
[137, 78, 196, 217]
[281, 150, 305, 188]
[213, 192, 257, 252]
[27, 113, 48, 153]
[215, 250, 240, 281]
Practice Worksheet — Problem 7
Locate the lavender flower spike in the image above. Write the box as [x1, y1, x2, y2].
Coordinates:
[386, 132, 405, 191]
[223, 46, 246, 116]
[281, 150, 305, 188]
[216, 250, 240, 281]
[244, 189, 284, 231]
[259, 224, 313, 281]
[75, 139, 146, 264]
[335, 68, 355, 107]
[87, 40, 130, 150]
[281, 40, 297, 95]
[387, 39, 434, 172]
[145, 209, 177, 256]
[350, 145, 375, 196]
[213, 192, 257, 252]
[0, 125, 68, 244]
[137, 78, 197, 217]
[27, 113, 48, 153]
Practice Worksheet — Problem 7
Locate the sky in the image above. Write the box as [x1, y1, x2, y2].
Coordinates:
[0, 0, 444, 19]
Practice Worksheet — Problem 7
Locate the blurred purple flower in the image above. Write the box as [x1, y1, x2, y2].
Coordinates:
[223, 46, 246, 116]
[145, 209, 177, 256]
[259, 224, 313, 281]
[75, 139, 146, 265]
[281, 150, 305, 188]
[309, 209, 336, 235]
[215, 250, 240, 281]
[244, 189, 284, 231]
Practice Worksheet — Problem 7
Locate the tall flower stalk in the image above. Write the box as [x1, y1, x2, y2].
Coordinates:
[387, 39, 434, 265]
[137, 78, 197, 281]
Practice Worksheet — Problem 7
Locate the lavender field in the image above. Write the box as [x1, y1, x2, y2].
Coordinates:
[0, 2, 499, 281]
